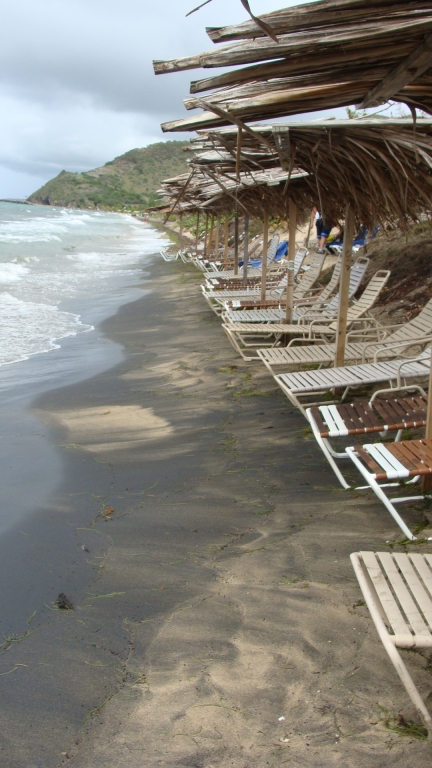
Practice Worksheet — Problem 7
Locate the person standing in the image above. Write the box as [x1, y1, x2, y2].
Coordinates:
[311, 206, 331, 253]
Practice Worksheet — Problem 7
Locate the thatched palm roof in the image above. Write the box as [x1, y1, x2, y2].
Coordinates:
[156, 118, 432, 227]
[155, 167, 311, 218]
[154, 0, 432, 131]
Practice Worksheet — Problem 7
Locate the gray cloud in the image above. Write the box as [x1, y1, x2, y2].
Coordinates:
[0, 0, 313, 196]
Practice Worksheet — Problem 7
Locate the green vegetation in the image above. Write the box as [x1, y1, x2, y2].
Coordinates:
[28, 141, 191, 212]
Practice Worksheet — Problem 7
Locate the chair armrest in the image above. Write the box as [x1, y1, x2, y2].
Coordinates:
[373, 336, 432, 362]
[346, 326, 387, 341]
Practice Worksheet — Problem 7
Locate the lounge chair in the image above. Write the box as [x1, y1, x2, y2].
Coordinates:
[225, 252, 340, 312]
[256, 297, 432, 375]
[203, 235, 279, 277]
[346, 436, 432, 540]
[201, 271, 288, 315]
[351, 551, 432, 728]
[271, 351, 431, 415]
[222, 270, 389, 360]
[203, 251, 326, 315]
[215, 241, 304, 282]
[223, 255, 368, 323]
[307, 394, 427, 488]
[160, 247, 181, 262]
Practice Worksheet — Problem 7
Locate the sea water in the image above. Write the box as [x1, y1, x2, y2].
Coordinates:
[0, 202, 169, 540]
[0, 202, 167, 367]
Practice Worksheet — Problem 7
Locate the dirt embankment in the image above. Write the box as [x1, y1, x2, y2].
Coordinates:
[359, 225, 432, 323]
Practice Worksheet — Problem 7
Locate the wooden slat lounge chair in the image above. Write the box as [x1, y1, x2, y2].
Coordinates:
[307, 394, 427, 488]
[346, 438, 432, 540]
[223, 255, 368, 323]
[201, 271, 287, 314]
[351, 551, 432, 729]
[222, 270, 389, 360]
[256, 297, 432, 374]
[271, 352, 431, 415]
[201, 273, 287, 314]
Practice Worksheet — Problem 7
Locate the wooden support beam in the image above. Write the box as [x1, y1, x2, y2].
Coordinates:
[243, 212, 249, 284]
[179, 213, 183, 250]
[359, 32, 432, 108]
[285, 200, 297, 323]
[261, 211, 269, 303]
[208, 214, 215, 257]
[195, 211, 200, 255]
[203, 213, 209, 258]
[236, 129, 242, 180]
[334, 205, 355, 367]
[224, 216, 229, 267]
[234, 212, 239, 276]
[422, 347, 432, 490]
[425, 347, 432, 439]
[214, 216, 221, 260]
[272, 126, 291, 171]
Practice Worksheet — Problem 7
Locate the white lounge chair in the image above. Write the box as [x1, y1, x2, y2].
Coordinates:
[307, 394, 427, 489]
[271, 352, 431, 415]
[205, 251, 326, 314]
[346, 436, 432, 540]
[351, 551, 432, 729]
[160, 247, 181, 262]
[222, 271, 389, 360]
[257, 298, 432, 374]
[203, 235, 279, 277]
[223, 256, 368, 324]
[225, 252, 338, 312]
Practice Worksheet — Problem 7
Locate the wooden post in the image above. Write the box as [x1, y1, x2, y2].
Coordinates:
[208, 214, 215, 257]
[203, 213, 209, 258]
[422, 347, 432, 490]
[261, 211, 269, 303]
[224, 216, 229, 268]
[195, 211, 200, 255]
[214, 216, 220, 261]
[334, 205, 355, 367]
[236, 130, 242, 181]
[234, 212, 239, 276]
[285, 199, 297, 323]
[243, 212, 249, 283]
[179, 213, 183, 250]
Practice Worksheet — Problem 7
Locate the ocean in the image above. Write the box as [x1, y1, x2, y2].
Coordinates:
[0, 202, 167, 367]
[0, 202, 168, 539]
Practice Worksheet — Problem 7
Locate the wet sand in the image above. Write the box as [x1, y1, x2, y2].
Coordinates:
[1, 255, 432, 767]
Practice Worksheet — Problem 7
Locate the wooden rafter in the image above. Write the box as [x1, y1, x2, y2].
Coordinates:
[360, 31, 432, 107]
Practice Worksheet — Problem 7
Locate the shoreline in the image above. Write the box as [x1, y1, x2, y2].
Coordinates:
[1, 252, 431, 767]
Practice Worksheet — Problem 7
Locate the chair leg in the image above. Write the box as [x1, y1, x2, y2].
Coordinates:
[346, 449, 421, 541]
[222, 327, 256, 361]
[306, 411, 352, 488]
[350, 553, 432, 730]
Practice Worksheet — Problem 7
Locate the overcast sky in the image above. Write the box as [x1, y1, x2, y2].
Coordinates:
[1, 0, 334, 197]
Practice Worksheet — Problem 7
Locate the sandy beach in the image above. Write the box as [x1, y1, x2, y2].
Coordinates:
[1, 252, 432, 767]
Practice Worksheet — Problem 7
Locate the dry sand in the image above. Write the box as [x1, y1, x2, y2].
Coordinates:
[2, 254, 432, 767]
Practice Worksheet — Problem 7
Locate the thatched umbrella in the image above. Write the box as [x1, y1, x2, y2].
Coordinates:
[154, 0, 432, 432]
[154, 0, 432, 130]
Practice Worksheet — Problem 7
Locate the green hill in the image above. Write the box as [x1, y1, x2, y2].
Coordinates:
[28, 141, 190, 211]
